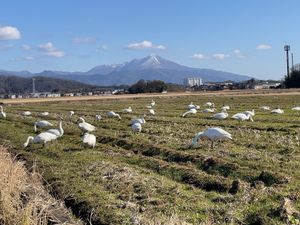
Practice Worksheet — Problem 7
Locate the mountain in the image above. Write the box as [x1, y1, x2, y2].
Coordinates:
[0, 76, 99, 94]
[0, 55, 252, 86]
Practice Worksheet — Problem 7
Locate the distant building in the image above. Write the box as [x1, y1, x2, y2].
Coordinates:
[183, 77, 203, 87]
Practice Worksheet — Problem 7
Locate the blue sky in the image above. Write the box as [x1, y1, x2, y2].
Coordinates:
[0, 0, 299, 79]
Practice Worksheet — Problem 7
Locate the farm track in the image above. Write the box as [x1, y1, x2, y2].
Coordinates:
[0, 92, 300, 224]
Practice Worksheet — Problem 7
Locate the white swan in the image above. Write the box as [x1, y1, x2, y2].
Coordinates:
[107, 111, 121, 119]
[292, 106, 300, 111]
[182, 108, 197, 117]
[232, 113, 253, 122]
[0, 106, 6, 118]
[95, 114, 102, 121]
[69, 111, 75, 117]
[146, 105, 152, 109]
[260, 106, 270, 111]
[82, 133, 96, 148]
[23, 132, 58, 148]
[188, 102, 200, 110]
[122, 106, 132, 113]
[40, 112, 49, 117]
[204, 102, 215, 108]
[243, 109, 255, 116]
[202, 108, 216, 113]
[132, 122, 142, 133]
[22, 111, 31, 116]
[221, 105, 230, 111]
[34, 120, 53, 132]
[77, 117, 96, 133]
[271, 108, 284, 114]
[190, 127, 232, 149]
[131, 116, 146, 124]
[149, 108, 155, 115]
[212, 111, 228, 120]
[150, 99, 155, 107]
[46, 118, 64, 137]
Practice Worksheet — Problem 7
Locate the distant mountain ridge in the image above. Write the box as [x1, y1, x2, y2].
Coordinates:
[0, 55, 252, 86]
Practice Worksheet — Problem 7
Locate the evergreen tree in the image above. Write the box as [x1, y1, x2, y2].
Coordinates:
[284, 71, 300, 88]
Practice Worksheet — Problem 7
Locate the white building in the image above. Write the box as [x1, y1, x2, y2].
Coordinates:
[183, 77, 203, 87]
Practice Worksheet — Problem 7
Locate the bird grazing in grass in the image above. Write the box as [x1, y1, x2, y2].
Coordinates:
[131, 115, 146, 125]
[122, 106, 133, 113]
[40, 112, 49, 117]
[46, 117, 64, 137]
[107, 111, 121, 119]
[22, 111, 31, 116]
[23, 132, 58, 148]
[202, 108, 216, 113]
[82, 133, 96, 148]
[0, 106, 6, 118]
[182, 108, 197, 117]
[77, 117, 96, 133]
[190, 127, 232, 149]
[271, 108, 284, 114]
[131, 122, 142, 133]
[260, 106, 270, 111]
[292, 106, 300, 111]
[95, 114, 102, 121]
[34, 120, 53, 132]
[188, 102, 200, 110]
[243, 109, 255, 116]
[212, 111, 228, 120]
[232, 113, 254, 122]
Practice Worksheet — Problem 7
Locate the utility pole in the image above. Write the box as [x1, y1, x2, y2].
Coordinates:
[284, 45, 290, 78]
[32, 78, 36, 94]
[291, 53, 294, 72]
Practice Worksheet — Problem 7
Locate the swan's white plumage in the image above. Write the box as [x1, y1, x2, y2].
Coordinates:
[212, 112, 228, 120]
[271, 108, 284, 114]
[46, 120, 64, 137]
[122, 107, 132, 113]
[182, 108, 197, 117]
[232, 113, 253, 122]
[78, 117, 96, 133]
[22, 111, 31, 116]
[82, 133, 96, 148]
[0, 106, 6, 118]
[23, 132, 58, 148]
[131, 122, 142, 133]
[107, 111, 121, 119]
[34, 120, 53, 132]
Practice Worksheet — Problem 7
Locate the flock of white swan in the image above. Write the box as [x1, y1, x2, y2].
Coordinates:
[0, 100, 299, 149]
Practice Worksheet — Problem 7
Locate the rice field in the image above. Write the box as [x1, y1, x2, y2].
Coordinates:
[0, 93, 300, 224]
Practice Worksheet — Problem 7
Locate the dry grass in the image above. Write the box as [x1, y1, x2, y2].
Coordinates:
[0, 145, 82, 225]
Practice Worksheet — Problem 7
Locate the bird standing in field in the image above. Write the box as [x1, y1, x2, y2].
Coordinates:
[292, 106, 300, 111]
[260, 106, 270, 111]
[0, 106, 6, 118]
[107, 111, 121, 119]
[22, 111, 32, 116]
[131, 115, 146, 125]
[150, 99, 155, 107]
[23, 132, 58, 148]
[77, 117, 96, 133]
[190, 127, 232, 149]
[34, 120, 53, 132]
[243, 109, 255, 116]
[232, 113, 254, 122]
[182, 108, 197, 117]
[148, 108, 155, 115]
[82, 133, 96, 148]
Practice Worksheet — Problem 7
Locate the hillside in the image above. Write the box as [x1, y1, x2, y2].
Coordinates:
[0, 75, 98, 94]
[0, 55, 252, 86]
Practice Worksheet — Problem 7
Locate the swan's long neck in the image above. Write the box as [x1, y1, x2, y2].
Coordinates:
[191, 132, 203, 146]
[0, 106, 3, 113]
[59, 120, 64, 135]
[24, 136, 34, 148]
[34, 123, 37, 132]
[79, 117, 85, 123]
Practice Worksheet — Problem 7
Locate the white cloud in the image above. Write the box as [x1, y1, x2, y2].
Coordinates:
[73, 37, 95, 44]
[127, 40, 166, 50]
[213, 53, 230, 60]
[0, 44, 14, 51]
[22, 44, 31, 51]
[0, 26, 21, 40]
[256, 44, 272, 50]
[38, 42, 65, 57]
[233, 49, 245, 59]
[191, 53, 206, 60]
